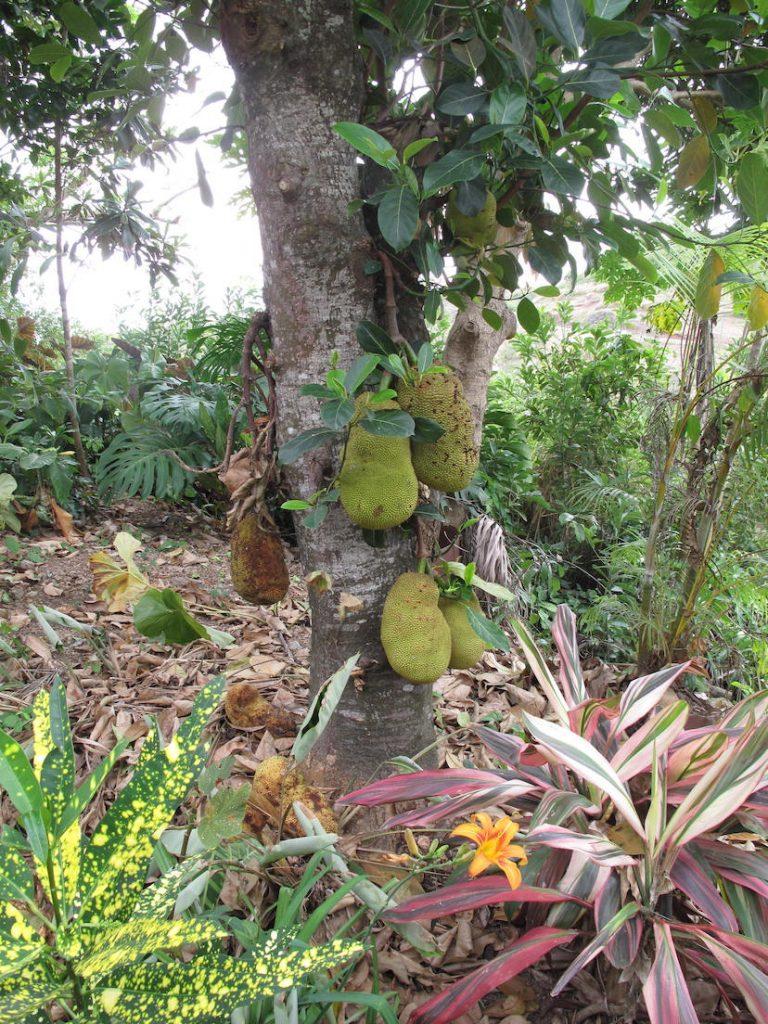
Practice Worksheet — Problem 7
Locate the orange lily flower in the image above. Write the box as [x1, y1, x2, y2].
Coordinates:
[451, 812, 527, 890]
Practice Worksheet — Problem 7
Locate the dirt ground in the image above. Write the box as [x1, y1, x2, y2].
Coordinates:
[3, 498, 593, 1023]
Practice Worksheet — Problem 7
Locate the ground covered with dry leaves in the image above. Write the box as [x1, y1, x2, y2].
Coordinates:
[1, 498, 631, 1024]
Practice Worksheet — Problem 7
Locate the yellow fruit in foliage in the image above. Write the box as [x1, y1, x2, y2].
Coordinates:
[338, 396, 418, 530]
[695, 250, 725, 319]
[397, 371, 478, 493]
[381, 572, 451, 684]
[231, 516, 290, 605]
[244, 757, 337, 836]
[439, 593, 488, 670]
[747, 285, 768, 331]
[447, 190, 497, 248]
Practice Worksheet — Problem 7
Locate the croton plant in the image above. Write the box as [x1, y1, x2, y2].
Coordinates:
[343, 606, 768, 1024]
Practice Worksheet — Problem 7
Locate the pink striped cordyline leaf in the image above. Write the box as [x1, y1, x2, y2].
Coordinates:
[643, 922, 699, 1024]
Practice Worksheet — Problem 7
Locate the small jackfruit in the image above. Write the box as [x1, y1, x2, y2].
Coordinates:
[748, 285, 768, 331]
[447, 190, 497, 248]
[244, 756, 336, 837]
[439, 593, 488, 670]
[231, 515, 290, 605]
[338, 395, 418, 530]
[380, 572, 451, 684]
[695, 250, 725, 320]
[224, 683, 297, 737]
[397, 371, 478, 493]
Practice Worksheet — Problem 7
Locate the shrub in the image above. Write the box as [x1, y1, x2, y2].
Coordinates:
[344, 606, 768, 1024]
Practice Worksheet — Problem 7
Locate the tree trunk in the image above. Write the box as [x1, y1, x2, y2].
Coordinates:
[221, 0, 435, 792]
[53, 124, 90, 480]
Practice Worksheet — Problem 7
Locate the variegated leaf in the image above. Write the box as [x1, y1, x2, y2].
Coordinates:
[0, 904, 46, 979]
[0, 958, 66, 1023]
[613, 662, 691, 734]
[670, 849, 738, 931]
[385, 781, 536, 829]
[611, 701, 688, 781]
[552, 605, 587, 707]
[96, 936, 362, 1023]
[525, 825, 637, 866]
[341, 768, 506, 807]
[383, 876, 587, 923]
[552, 902, 640, 996]
[77, 675, 225, 923]
[522, 714, 646, 837]
[698, 932, 768, 1024]
[643, 922, 699, 1024]
[510, 618, 570, 725]
[594, 872, 642, 969]
[661, 720, 768, 851]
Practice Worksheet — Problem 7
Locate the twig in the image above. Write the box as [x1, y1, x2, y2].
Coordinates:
[378, 251, 406, 345]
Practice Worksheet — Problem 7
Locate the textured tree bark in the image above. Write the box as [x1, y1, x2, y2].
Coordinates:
[444, 295, 516, 446]
[221, 0, 435, 792]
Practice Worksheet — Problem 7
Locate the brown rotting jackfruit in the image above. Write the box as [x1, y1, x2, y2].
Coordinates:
[231, 515, 290, 605]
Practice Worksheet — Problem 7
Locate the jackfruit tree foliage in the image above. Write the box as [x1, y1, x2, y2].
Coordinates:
[0, 679, 360, 1023]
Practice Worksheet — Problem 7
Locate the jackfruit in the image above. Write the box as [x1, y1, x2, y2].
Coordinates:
[439, 593, 488, 670]
[447, 189, 497, 248]
[397, 371, 478, 492]
[748, 285, 768, 331]
[231, 515, 290, 605]
[244, 756, 336, 837]
[224, 683, 297, 737]
[695, 250, 725, 319]
[380, 572, 451, 684]
[338, 395, 418, 530]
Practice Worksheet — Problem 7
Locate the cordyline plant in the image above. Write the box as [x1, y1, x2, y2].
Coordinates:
[0, 677, 359, 1023]
[343, 606, 768, 1024]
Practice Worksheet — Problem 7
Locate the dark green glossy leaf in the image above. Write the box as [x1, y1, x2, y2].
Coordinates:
[378, 186, 419, 251]
[413, 416, 446, 442]
[321, 398, 356, 429]
[501, 8, 537, 80]
[423, 150, 485, 195]
[537, 0, 586, 52]
[356, 319, 397, 356]
[436, 82, 486, 116]
[517, 296, 541, 333]
[58, 2, 101, 44]
[736, 152, 768, 225]
[466, 606, 510, 651]
[359, 409, 415, 437]
[278, 428, 337, 465]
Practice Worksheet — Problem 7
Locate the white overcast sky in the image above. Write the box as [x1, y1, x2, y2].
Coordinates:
[18, 45, 263, 334]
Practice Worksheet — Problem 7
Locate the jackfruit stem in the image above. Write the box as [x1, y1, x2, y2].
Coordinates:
[417, 557, 429, 574]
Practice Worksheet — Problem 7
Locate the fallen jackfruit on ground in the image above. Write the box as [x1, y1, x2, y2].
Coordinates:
[748, 285, 768, 331]
[447, 189, 497, 248]
[230, 514, 290, 605]
[439, 592, 488, 670]
[244, 755, 337, 837]
[380, 572, 451, 684]
[695, 250, 725, 319]
[397, 370, 478, 492]
[224, 682, 297, 737]
[338, 395, 418, 530]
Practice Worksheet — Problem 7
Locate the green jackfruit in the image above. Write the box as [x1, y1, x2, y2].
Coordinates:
[439, 593, 488, 670]
[447, 190, 497, 248]
[397, 371, 478, 492]
[338, 396, 418, 530]
[231, 516, 290, 605]
[381, 572, 451, 684]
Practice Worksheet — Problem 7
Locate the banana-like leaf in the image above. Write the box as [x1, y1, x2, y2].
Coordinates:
[77, 675, 225, 923]
[522, 714, 646, 837]
[643, 921, 699, 1024]
[96, 936, 362, 1024]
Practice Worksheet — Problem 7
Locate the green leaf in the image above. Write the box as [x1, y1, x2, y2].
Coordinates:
[320, 398, 356, 430]
[482, 307, 504, 331]
[0, 836, 33, 902]
[502, 8, 537, 81]
[542, 157, 585, 196]
[278, 428, 337, 465]
[57, 737, 130, 835]
[593, 0, 632, 15]
[489, 83, 526, 125]
[378, 186, 419, 251]
[58, 2, 102, 44]
[465, 607, 510, 652]
[403, 138, 436, 163]
[736, 152, 768, 225]
[423, 149, 485, 195]
[0, 959, 65, 1022]
[413, 415, 446, 442]
[517, 296, 540, 333]
[359, 409, 415, 437]
[715, 72, 760, 110]
[0, 729, 45, 829]
[416, 343, 433, 372]
[536, 0, 585, 52]
[198, 785, 249, 850]
[50, 56, 72, 82]
[333, 122, 398, 168]
[293, 654, 359, 763]
[343, 354, 380, 394]
[133, 589, 208, 645]
[436, 82, 486, 116]
[28, 42, 71, 64]
[356, 319, 397, 356]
